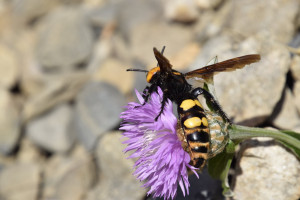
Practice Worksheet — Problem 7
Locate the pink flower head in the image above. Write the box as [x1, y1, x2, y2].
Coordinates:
[120, 87, 198, 200]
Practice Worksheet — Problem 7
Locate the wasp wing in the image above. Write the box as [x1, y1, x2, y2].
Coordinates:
[184, 54, 261, 79]
[153, 47, 172, 73]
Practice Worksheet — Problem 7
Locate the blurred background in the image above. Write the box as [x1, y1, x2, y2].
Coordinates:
[0, 0, 299, 199]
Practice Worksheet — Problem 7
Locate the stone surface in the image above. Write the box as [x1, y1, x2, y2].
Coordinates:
[12, 0, 59, 24]
[0, 43, 20, 89]
[196, 0, 223, 9]
[294, 81, 300, 114]
[73, 82, 125, 150]
[92, 58, 134, 94]
[227, 0, 300, 43]
[130, 20, 194, 65]
[191, 34, 291, 126]
[23, 72, 89, 122]
[0, 89, 21, 155]
[169, 42, 201, 71]
[117, 0, 162, 39]
[164, 0, 198, 22]
[291, 55, 300, 81]
[0, 162, 41, 200]
[36, 6, 94, 71]
[43, 145, 95, 200]
[17, 138, 42, 164]
[88, 131, 146, 200]
[270, 88, 300, 130]
[233, 138, 300, 200]
[27, 104, 74, 153]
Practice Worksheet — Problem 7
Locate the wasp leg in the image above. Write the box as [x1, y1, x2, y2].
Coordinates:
[141, 86, 150, 101]
[192, 87, 231, 124]
[154, 94, 168, 121]
[141, 84, 157, 105]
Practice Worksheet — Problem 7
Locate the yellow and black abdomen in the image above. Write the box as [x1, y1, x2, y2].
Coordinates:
[178, 99, 210, 169]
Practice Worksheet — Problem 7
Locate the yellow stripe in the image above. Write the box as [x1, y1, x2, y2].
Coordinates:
[194, 100, 203, 109]
[180, 99, 196, 111]
[201, 117, 208, 127]
[184, 117, 201, 128]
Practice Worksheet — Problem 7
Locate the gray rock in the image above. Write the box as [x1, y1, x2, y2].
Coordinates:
[117, 0, 162, 39]
[27, 104, 74, 153]
[294, 81, 300, 114]
[88, 3, 117, 26]
[17, 138, 42, 164]
[23, 72, 89, 122]
[227, 0, 300, 43]
[291, 55, 300, 81]
[0, 43, 20, 89]
[12, 0, 59, 24]
[0, 162, 41, 200]
[270, 88, 300, 130]
[233, 137, 300, 200]
[92, 58, 134, 94]
[0, 89, 21, 155]
[88, 131, 146, 200]
[43, 145, 96, 200]
[190, 34, 290, 126]
[196, 0, 223, 9]
[130, 20, 194, 65]
[73, 82, 125, 150]
[36, 6, 94, 71]
[164, 0, 199, 23]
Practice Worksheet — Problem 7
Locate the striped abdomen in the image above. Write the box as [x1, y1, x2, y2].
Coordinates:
[178, 99, 210, 169]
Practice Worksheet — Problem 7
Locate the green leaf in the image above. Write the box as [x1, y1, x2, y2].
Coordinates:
[208, 140, 235, 197]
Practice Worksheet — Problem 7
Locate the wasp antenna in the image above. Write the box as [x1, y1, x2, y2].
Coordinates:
[126, 69, 148, 73]
[161, 46, 166, 55]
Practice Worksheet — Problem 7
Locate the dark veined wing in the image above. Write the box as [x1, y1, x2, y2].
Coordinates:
[153, 47, 173, 73]
[184, 54, 261, 79]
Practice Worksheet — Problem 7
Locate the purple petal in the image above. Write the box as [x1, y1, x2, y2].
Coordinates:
[120, 87, 198, 199]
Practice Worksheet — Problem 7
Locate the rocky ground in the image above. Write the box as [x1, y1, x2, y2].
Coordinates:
[0, 0, 299, 200]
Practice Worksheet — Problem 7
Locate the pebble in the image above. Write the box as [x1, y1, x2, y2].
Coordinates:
[270, 88, 300, 130]
[27, 104, 74, 153]
[92, 58, 134, 94]
[0, 162, 41, 200]
[43, 145, 96, 200]
[294, 81, 300, 114]
[233, 137, 300, 200]
[291, 55, 300, 81]
[73, 82, 125, 150]
[130, 20, 194, 65]
[0, 89, 21, 155]
[0, 43, 20, 89]
[23, 72, 89, 122]
[196, 0, 223, 9]
[117, 0, 162, 39]
[11, 0, 59, 24]
[164, 0, 198, 23]
[227, 0, 300, 43]
[89, 131, 146, 200]
[36, 6, 94, 71]
[191, 34, 291, 126]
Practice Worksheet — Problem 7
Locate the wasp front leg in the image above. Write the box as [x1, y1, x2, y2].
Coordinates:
[192, 87, 231, 124]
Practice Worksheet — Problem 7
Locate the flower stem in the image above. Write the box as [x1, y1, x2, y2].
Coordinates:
[229, 124, 300, 148]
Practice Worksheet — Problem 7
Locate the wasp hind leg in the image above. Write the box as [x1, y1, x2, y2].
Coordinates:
[192, 87, 231, 124]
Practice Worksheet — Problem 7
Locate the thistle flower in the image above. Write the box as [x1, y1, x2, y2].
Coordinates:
[120, 87, 198, 200]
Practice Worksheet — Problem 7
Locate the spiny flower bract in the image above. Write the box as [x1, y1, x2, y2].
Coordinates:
[120, 87, 198, 199]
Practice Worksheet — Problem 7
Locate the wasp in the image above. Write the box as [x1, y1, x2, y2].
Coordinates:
[127, 47, 260, 169]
